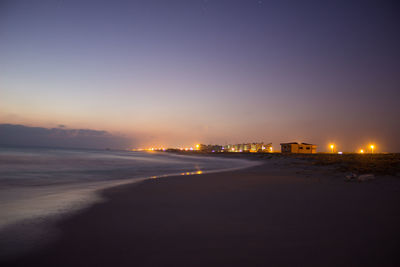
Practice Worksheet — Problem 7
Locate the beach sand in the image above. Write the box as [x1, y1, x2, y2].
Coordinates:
[3, 158, 400, 266]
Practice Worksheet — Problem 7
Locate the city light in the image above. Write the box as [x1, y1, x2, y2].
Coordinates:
[330, 144, 335, 153]
[140, 141, 379, 154]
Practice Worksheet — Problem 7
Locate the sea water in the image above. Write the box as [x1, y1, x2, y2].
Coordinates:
[0, 146, 259, 259]
[0, 146, 256, 230]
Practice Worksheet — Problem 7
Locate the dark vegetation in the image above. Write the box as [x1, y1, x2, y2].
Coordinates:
[304, 153, 400, 175]
[167, 150, 400, 176]
[271, 153, 400, 176]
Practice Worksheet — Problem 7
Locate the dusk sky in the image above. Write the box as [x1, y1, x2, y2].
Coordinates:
[1, 0, 399, 151]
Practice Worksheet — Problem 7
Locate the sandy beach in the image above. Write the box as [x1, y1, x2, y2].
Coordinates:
[3, 158, 400, 267]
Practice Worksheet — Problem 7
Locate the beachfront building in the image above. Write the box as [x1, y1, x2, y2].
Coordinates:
[249, 142, 272, 152]
[252, 143, 272, 152]
[280, 142, 317, 153]
[222, 142, 272, 152]
[222, 144, 234, 151]
[243, 143, 252, 152]
[198, 144, 223, 152]
[261, 143, 273, 152]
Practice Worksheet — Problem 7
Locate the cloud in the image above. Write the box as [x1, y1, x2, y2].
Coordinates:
[0, 124, 134, 150]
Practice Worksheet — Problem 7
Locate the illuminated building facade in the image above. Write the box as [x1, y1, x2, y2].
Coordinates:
[221, 142, 272, 152]
[280, 142, 317, 154]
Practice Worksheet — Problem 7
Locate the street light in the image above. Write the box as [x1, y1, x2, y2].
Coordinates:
[370, 145, 374, 153]
[360, 149, 364, 154]
[330, 144, 334, 153]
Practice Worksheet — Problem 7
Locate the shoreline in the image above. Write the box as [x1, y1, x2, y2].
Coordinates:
[0, 153, 260, 260]
[3, 158, 400, 266]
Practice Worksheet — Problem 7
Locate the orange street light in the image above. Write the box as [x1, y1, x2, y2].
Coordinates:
[370, 145, 374, 153]
[330, 144, 335, 153]
[360, 149, 364, 154]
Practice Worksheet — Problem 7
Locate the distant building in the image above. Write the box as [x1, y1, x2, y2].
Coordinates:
[280, 142, 317, 154]
[198, 144, 208, 151]
[251, 142, 272, 152]
[223, 144, 234, 151]
[250, 143, 259, 152]
[221, 142, 272, 152]
[261, 143, 273, 152]
[243, 143, 252, 152]
[198, 144, 223, 152]
[210, 145, 223, 152]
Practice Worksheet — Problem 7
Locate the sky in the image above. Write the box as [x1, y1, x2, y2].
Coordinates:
[1, 0, 399, 151]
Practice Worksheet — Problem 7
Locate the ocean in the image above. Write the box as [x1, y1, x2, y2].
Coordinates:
[0, 146, 256, 231]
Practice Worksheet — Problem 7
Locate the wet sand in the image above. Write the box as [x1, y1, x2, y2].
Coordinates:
[3, 159, 400, 266]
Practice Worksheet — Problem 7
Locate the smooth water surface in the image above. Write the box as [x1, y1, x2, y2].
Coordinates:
[0, 146, 257, 229]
